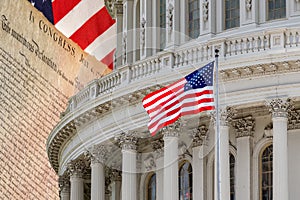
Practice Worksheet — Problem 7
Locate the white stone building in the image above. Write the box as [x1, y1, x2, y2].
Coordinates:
[47, 0, 300, 200]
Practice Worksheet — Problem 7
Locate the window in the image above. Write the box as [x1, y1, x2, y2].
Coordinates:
[267, 0, 286, 20]
[147, 174, 156, 200]
[188, 0, 200, 39]
[229, 154, 235, 200]
[260, 145, 273, 200]
[160, 0, 166, 50]
[225, 0, 240, 29]
[179, 162, 193, 200]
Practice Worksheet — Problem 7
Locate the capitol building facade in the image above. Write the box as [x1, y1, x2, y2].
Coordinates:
[47, 0, 300, 200]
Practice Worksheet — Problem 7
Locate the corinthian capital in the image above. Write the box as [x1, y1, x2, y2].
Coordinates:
[85, 144, 108, 164]
[115, 132, 138, 151]
[266, 98, 293, 118]
[233, 116, 255, 138]
[58, 174, 70, 192]
[162, 120, 181, 138]
[191, 125, 208, 147]
[67, 158, 87, 178]
[211, 107, 236, 126]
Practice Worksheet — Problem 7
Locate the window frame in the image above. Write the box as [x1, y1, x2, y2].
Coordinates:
[224, 0, 240, 30]
[179, 161, 193, 200]
[259, 144, 273, 200]
[266, 0, 286, 21]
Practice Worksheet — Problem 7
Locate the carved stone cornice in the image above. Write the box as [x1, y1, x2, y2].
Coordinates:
[115, 132, 138, 151]
[67, 158, 87, 178]
[161, 120, 181, 138]
[85, 144, 108, 165]
[233, 116, 255, 138]
[266, 98, 293, 118]
[191, 125, 208, 147]
[152, 139, 164, 158]
[211, 107, 236, 126]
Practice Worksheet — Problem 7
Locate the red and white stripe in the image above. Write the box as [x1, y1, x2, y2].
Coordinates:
[52, 0, 116, 70]
[142, 79, 215, 136]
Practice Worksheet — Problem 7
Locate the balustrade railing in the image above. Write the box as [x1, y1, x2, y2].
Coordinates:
[65, 27, 299, 113]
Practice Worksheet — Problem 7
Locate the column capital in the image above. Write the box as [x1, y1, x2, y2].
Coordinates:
[85, 144, 108, 165]
[162, 120, 181, 138]
[58, 174, 70, 193]
[266, 98, 293, 118]
[110, 169, 122, 182]
[115, 132, 138, 151]
[191, 125, 208, 147]
[67, 158, 87, 178]
[152, 139, 164, 158]
[233, 116, 255, 138]
[210, 107, 236, 126]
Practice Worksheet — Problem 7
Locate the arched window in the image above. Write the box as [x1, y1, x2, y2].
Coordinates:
[225, 0, 240, 29]
[188, 0, 200, 39]
[260, 145, 273, 200]
[229, 154, 235, 200]
[179, 162, 193, 200]
[267, 0, 286, 20]
[160, 0, 166, 50]
[147, 174, 156, 200]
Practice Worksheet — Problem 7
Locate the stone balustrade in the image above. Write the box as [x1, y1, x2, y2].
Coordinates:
[65, 27, 300, 114]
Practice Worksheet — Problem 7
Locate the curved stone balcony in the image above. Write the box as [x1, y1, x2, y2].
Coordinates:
[47, 26, 300, 174]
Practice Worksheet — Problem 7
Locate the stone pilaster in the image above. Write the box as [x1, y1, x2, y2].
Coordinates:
[59, 174, 70, 200]
[233, 116, 255, 200]
[152, 139, 164, 200]
[67, 159, 87, 200]
[162, 121, 180, 200]
[266, 98, 293, 200]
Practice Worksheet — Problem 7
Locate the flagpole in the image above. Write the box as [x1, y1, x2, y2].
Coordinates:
[215, 49, 221, 200]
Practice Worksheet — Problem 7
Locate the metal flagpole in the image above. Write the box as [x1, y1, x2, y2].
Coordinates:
[214, 49, 221, 200]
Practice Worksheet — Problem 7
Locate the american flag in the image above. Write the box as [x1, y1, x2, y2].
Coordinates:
[142, 62, 215, 136]
[29, 0, 116, 70]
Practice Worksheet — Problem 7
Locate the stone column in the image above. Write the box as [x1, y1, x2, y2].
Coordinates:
[212, 108, 234, 200]
[233, 116, 255, 200]
[67, 159, 87, 200]
[267, 98, 292, 200]
[59, 175, 70, 200]
[86, 144, 107, 200]
[110, 170, 122, 200]
[191, 125, 208, 200]
[152, 139, 164, 200]
[116, 132, 138, 200]
[162, 121, 180, 200]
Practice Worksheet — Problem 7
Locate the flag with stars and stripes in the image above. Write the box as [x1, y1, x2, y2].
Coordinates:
[28, 0, 116, 70]
[142, 61, 215, 136]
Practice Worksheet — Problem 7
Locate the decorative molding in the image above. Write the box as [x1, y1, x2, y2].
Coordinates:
[246, 0, 252, 12]
[264, 123, 273, 138]
[167, 3, 174, 34]
[67, 158, 88, 178]
[233, 116, 255, 138]
[122, 33, 127, 64]
[115, 132, 138, 151]
[144, 154, 156, 171]
[140, 17, 146, 47]
[152, 139, 164, 158]
[58, 174, 70, 193]
[266, 98, 294, 118]
[288, 109, 300, 130]
[202, 0, 209, 22]
[161, 120, 181, 138]
[191, 125, 208, 147]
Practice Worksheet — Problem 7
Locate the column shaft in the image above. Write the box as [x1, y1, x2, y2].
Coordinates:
[163, 135, 178, 200]
[156, 156, 164, 200]
[215, 125, 230, 200]
[273, 117, 289, 200]
[70, 176, 84, 200]
[193, 145, 206, 200]
[91, 162, 105, 200]
[60, 188, 70, 200]
[121, 149, 137, 200]
[236, 136, 252, 200]
[111, 180, 121, 200]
